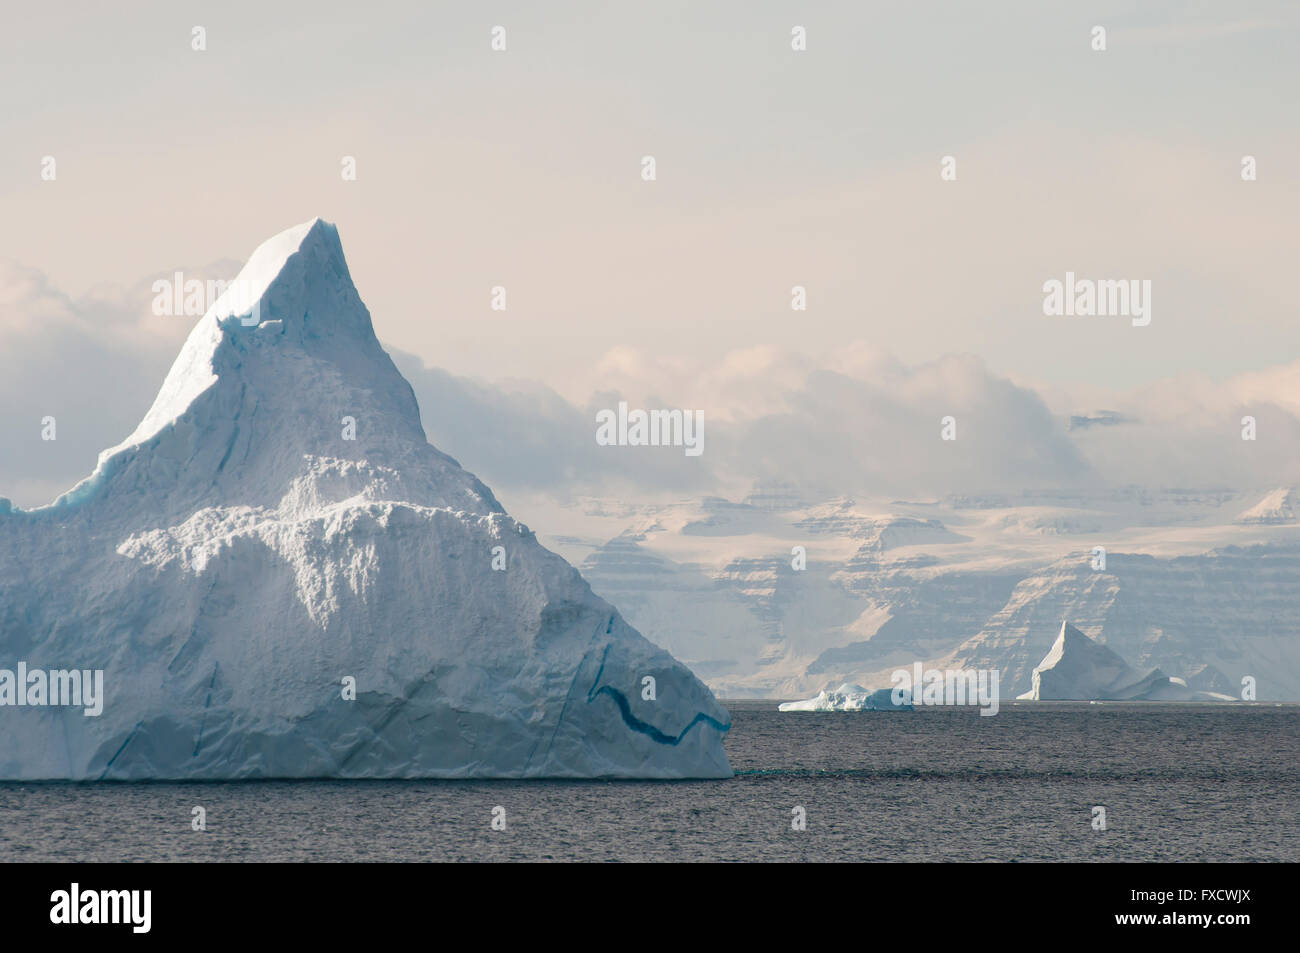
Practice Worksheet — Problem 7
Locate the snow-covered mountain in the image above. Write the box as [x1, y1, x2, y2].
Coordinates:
[521, 491, 1300, 700]
[0, 219, 731, 779]
[947, 544, 1300, 698]
[1237, 487, 1297, 525]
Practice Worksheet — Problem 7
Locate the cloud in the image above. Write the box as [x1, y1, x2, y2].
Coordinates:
[706, 350, 1097, 499]
[389, 350, 720, 501]
[0, 258, 238, 507]
[398, 343, 1096, 500]
[405, 340, 1300, 500]
[1057, 364, 1300, 489]
[3, 263, 1298, 510]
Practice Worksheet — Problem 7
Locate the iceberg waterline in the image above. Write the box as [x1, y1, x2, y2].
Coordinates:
[0, 218, 732, 779]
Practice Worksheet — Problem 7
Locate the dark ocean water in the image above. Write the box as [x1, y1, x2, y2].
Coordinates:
[1, 702, 1296, 862]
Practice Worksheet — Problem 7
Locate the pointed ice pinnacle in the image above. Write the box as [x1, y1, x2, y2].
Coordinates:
[1017, 621, 1230, 701]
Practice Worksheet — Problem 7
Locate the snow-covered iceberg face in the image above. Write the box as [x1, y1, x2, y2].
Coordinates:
[0, 218, 731, 779]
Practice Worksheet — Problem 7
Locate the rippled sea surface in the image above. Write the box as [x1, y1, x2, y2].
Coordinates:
[2, 702, 1296, 862]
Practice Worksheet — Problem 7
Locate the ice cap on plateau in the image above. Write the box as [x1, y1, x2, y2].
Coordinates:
[0, 218, 732, 779]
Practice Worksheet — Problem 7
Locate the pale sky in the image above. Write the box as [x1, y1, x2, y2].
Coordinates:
[2, 1, 1298, 505]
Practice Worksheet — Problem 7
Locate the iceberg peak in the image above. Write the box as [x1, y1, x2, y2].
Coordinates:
[21, 217, 449, 524]
[61, 217, 452, 519]
[209, 217, 350, 327]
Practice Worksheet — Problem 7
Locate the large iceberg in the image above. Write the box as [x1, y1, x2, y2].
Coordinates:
[778, 683, 913, 711]
[1016, 622, 1234, 701]
[0, 219, 731, 779]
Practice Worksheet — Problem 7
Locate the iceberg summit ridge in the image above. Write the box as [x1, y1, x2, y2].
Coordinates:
[0, 218, 732, 779]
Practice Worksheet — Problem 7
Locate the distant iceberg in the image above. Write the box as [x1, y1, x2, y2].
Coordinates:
[1017, 622, 1236, 701]
[779, 683, 914, 711]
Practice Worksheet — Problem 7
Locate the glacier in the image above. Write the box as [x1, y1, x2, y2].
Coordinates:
[0, 218, 731, 779]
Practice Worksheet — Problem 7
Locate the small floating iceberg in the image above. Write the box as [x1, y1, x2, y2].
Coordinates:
[778, 683, 914, 712]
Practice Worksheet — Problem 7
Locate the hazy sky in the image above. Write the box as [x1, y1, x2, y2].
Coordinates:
[2, 1, 1298, 504]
